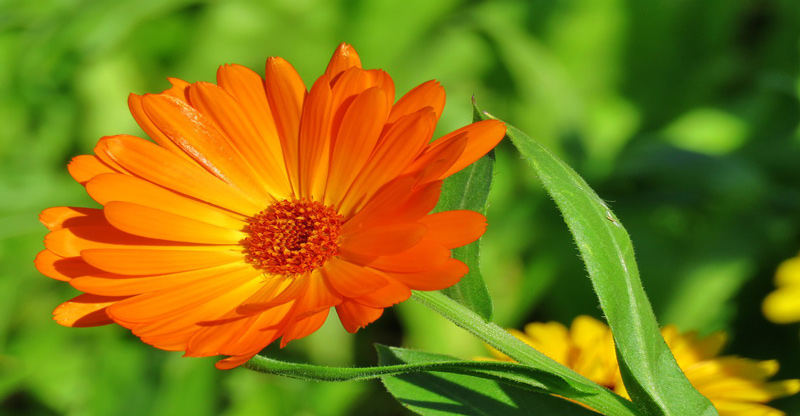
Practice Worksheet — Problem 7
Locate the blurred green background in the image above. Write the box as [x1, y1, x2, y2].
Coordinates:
[2, 0, 799, 414]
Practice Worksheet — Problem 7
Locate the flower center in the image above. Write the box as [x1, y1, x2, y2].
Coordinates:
[243, 199, 343, 276]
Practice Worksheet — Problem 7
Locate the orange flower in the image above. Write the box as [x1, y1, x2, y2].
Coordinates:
[35, 43, 506, 369]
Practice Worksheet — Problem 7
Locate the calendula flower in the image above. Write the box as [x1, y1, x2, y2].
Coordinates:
[35, 43, 505, 369]
[763, 254, 800, 324]
[486, 316, 800, 416]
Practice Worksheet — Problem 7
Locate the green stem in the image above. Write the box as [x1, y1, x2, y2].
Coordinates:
[246, 354, 592, 394]
[411, 290, 642, 416]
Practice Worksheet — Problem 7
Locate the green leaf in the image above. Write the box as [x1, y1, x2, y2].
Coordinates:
[432, 105, 496, 322]
[378, 346, 599, 416]
[246, 347, 585, 398]
[376, 345, 587, 397]
[475, 103, 717, 415]
[410, 291, 640, 415]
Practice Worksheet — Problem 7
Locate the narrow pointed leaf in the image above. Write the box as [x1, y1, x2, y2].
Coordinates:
[411, 290, 640, 415]
[474, 102, 717, 415]
[432, 105, 495, 321]
[378, 346, 599, 416]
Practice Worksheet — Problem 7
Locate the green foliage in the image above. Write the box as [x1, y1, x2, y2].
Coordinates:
[379, 346, 598, 416]
[408, 291, 640, 415]
[2, 0, 799, 415]
[432, 106, 496, 322]
[485, 109, 715, 414]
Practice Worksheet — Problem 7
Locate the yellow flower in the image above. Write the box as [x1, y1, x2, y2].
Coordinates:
[763, 255, 800, 324]
[487, 316, 800, 415]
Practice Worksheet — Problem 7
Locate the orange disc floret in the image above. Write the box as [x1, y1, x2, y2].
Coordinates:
[244, 199, 343, 276]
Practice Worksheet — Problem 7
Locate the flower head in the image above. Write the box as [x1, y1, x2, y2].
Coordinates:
[36, 43, 505, 369]
[764, 254, 800, 324]
[486, 316, 800, 415]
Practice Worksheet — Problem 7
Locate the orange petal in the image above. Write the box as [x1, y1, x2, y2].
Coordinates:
[67, 155, 117, 185]
[343, 176, 417, 234]
[325, 87, 389, 206]
[218, 301, 295, 353]
[355, 240, 450, 273]
[386, 258, 468, 290]
[367, 70, 396, 111]
[340, 223, 426, 256]
[289, 271, 342, 319]
[128, 275, 263, 344]
[418, 210, 487, 249]
[103, 201, 246, 244]
[338, 108, 436, 215]
[34, 250, 71, 281]
[187, 82, 293, 200]
[107, 265, 258, 323]
[280, 309, 330, 347]
[137, 326, 228, 355]
[343, 177, 442, 234]
[135, 329, 196, 352]
[297, 76, 333, 199]
[213, 341, 279, 366]
[236, 276, 338, 349]
[137, 313, 248, 354]
[329, 67, 387, 145]
[329, 69, 395, 113]
[162, 78, 191, 101]
[44, 225, 175, 258]
[216, 353, 259, 370]
[330, 67, 373, 107]
[141, 94, 272, 202]
[389, 181, 443, 223]
[95, 135, 261, 215]
[265, 56, 307, 192]
[403, 132, 468, 183]
[321, 258, 390, 298]
[70, 264, 242, 297]
[40, 207, 107, 231]
[81, 248, 243, 275]
[53, 293, 124, 327]
[335, 300, 383, 333]
[387, 80, 445, 126]
[216, 64, 284, 170]
[427, 119, 506, 179]
[236, 275, 306, 314]
[128, 93, 196, 162]
[35, 250, 100, 282]
[350, 274, 411, 309]
[187, 314, 258, 357]
[325, 43, 362, 81]
[44, 224, 234, 258]
[86, 173, 246, 229]
[152, 327, 225, 356]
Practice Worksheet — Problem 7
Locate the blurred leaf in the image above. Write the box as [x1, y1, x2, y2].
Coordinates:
[150, 358, 218, 416]
[433, 104, 496, 322]
[476, 104, 717, 415]
[378, 346, 597, 416]
[661, 259, 754, 331]
[0, 355, 26, 401]
[663, 108, 748, 155]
